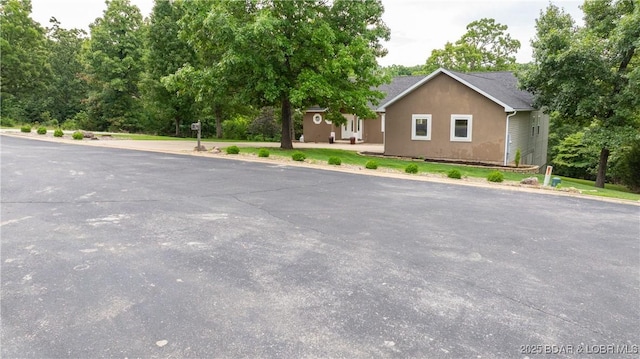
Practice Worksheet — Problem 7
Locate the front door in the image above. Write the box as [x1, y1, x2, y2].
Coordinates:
[341, 115, 362, 140]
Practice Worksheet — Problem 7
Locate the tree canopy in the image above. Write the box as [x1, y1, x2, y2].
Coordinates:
[520, 0, 639, 188]
[423, 18, 521, 73]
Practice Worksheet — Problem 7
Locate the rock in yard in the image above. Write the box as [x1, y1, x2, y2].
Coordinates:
[210, 146, 221, 154]
[520, 177, 539, 185]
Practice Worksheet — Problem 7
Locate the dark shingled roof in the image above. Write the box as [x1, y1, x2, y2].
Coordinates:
[372, 75, 426, 110]
[447, 70, 535, 111]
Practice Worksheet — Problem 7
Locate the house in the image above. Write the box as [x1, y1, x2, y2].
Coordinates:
[304, 68, 549, 167]
[381, 68, 548, 167]
[302, 76, 425, 144]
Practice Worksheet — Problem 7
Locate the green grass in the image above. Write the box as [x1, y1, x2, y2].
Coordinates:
[110, 133, 258, 142]
[240, 147, 639, 202]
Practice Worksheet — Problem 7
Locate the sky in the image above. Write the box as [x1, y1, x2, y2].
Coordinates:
[29, 0, 585, 67]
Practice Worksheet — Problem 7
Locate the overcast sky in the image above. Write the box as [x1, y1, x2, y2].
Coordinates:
[30, 0, 584, 67]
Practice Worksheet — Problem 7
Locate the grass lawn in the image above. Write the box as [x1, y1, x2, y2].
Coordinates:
[239, 147, 640, 202]
[109, 133, 250, 142]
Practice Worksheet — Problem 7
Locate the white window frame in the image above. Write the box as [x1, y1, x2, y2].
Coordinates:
[411, 114, 432, 141]
[450, 114, 472, 142]
[312, 114, 322, 125]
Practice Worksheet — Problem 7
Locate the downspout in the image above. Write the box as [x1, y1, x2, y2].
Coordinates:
[504, 110, 517, 166]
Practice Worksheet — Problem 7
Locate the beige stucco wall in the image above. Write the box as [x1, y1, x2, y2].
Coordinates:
[303, 112, 340, 143]
[384, 73, 507, 163]
[303, 111, 383, 143]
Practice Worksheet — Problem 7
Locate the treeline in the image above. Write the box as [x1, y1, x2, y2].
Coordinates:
[1, 0, 390, 148]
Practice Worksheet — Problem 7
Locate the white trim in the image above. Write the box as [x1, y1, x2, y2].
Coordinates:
[378, 68, 515, 112]
[411, 114, 432, 141]
[324, 119, 332, 125]
[450, 114, 472, 142]
[312, 114, 322, 125]
[381, 113, 385, 132]
[504, 111, 517, 165]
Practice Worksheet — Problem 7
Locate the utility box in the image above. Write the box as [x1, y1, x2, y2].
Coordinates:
[551, 177, 561, 187]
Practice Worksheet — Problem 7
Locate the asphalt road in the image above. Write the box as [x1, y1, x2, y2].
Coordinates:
[1, 136, 638, 358]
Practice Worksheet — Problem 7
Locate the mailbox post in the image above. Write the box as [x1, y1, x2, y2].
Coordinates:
[191, 121, 202, 151]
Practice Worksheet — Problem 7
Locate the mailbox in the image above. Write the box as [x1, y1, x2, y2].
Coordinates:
[191, 122, 200, 131]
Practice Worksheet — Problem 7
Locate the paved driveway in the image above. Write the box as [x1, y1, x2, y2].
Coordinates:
[1, 136, 638, 358]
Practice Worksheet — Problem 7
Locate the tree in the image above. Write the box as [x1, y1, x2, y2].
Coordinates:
[140, 0, 198, 136]
[83, 0, 145, 132]
[423, 18, 520, 73]
[0, 0, 50, 121]
[197, 0, 390, 149]
[520, 1, 639, 188]
[381, 64, 423, 77]
[45, 17, 88, 123]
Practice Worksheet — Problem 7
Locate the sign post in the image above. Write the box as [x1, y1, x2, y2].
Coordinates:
[543, 165, 553, 186]
[191, 121, 202, 151]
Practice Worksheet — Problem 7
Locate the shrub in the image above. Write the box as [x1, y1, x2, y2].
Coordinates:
[72, 131, 84, 140]
[292, 151, 306, 161]
[20, 125, 32, 133]
[487, 170, 504, 183]
[54, 129, 64, 137]
[0, 117, 16, 127]
[405, 163, 419, 174]
[365, 160, 378, 170]
[61, 119, 78, 131]
[327, 156, 341, 165]
[514, 148, 521, 168]
[258, 148, 270, 157]
[37, 127, 47, 135]
[226, 145, 240, 154]
[222, 116, 250, 140]
[447, 169, 462, 179]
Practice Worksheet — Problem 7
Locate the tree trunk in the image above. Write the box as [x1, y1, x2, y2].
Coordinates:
[280, 95, 293, 149]
[174, 118, 180, 137]
[215, 107, 223, 139]
[595, 147, 610, 188]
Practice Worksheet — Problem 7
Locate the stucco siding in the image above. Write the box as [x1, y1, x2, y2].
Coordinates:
[363, 114, 383, 143]
[303, 112, 340, 143]
[384, 73, 506, 163]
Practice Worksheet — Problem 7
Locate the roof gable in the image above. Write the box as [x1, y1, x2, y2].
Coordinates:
[378, 68, 535, 112]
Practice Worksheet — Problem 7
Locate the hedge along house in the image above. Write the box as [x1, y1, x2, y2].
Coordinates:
[302, 76, 425, 144]
[380, 68, 549, 167]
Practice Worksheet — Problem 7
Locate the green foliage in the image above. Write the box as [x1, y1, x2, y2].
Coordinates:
[83, 0, 145, 132]
[226, 145, 240, 154]
[0, 0, 51, 123]
[514, 148, 521, 167]
[610, 138, 640, 192]
[222, 116, 250, 140]
[382, 64, 424, 77]
[447, 169, 462, 179]
[37, 126, 47, 135]
[365, 160, 378, 170]
[423, 18, 520, 73]
[520, 2, 640, 187]
[552, 131, 598, 179]
[487, 170, 504, 182]
[53, 129, 64, 137]
[292, 152, 306, 162]
[258, 148, 270, 158]
[191, 0, 391, 149]
[20, 125, 32, 133]
[405, 163, 419, 174]
[0, 117, 16, 127]
[248, 107, 280, 142]
[327, 156, 342, 166]
[72, 131, 84, 140]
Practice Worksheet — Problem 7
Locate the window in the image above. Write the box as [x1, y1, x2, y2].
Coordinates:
[411, 114, 432, 141]
[450, 114, 472, 142]
[312, 114, 322, 124]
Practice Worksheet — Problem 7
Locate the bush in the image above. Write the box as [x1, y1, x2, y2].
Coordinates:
[447, 169, 462, 179]
[54, 129, 64, 137]
[487, 170, 504, 182]
[365, 160, 378, 170]
[20, 125, 32, 133]
[292, 151, 306, 161]
[72, 131, 84, 140]
[37, 127, 47, 135]
[328, 156, 341, 165]
[515, 148, 521, 167]
[61, 119, 78, 131]
[222, 116, 250, 140]
[405, 163, 418, 174]
[0, 117, 16, 127]
[226, 145, 240, 154]
[258, 148, 270, 157]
